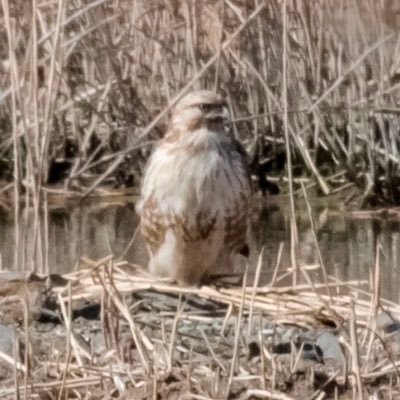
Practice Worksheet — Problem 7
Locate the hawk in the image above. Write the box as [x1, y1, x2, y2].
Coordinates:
[136, 90, 252, 284]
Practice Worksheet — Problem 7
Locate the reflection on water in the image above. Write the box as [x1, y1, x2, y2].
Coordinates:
[0, 197, 399, 301]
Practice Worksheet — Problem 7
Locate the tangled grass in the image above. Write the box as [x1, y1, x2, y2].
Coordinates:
[2, 255, 400, 399]
[0, 0, 400, 206]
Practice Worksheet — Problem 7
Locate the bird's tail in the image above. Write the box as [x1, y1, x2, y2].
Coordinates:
[148, 229, 181, 279]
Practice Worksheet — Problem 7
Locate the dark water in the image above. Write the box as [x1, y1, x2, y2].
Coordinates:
[0, 196, 399, 301]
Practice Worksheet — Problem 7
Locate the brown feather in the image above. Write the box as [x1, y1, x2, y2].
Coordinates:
[137, 90, 252, 284]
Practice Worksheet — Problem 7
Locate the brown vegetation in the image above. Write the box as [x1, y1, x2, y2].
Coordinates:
[2, 256, 400, 399]
[2, 2, 400, 398]
[1, 0, 400, 206]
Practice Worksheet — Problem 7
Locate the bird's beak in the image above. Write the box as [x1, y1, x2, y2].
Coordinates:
[205, 106, 230, 122]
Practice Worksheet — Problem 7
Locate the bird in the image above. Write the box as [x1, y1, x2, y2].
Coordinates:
[136, 90, 252, 284]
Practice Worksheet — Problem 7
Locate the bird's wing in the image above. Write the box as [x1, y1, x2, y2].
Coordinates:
[223, 138, 252, 256]
[231, 137, 253, 193]
[139, 197, 167, 254]
[223, 195, 250, 256]
[140, 196, 219, 250]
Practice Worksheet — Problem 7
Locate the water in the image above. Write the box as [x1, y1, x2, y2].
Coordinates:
[0, 196, 399, 301]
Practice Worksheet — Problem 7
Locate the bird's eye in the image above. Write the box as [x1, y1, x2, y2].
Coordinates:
[199, 104, 212, 112]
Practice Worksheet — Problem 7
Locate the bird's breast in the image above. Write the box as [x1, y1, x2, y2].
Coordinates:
[141, 130, 250, 216]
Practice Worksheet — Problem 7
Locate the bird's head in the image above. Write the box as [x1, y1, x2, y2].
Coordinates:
[169, 90, 230, 133]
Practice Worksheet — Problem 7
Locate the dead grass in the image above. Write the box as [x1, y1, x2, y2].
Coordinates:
[1, 2, 400, 397]
[2, 255, 400, 399]
[0, 0, 399, 206]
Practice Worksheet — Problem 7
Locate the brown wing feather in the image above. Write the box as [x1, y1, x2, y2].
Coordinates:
[223, 196, 250, 256]
[140, 197, 219, 253]
[231, 137, 253, 193]
[223, 140, 252, 257]
[140, 198, 166, 254]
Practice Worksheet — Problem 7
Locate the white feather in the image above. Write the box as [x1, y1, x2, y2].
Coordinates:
[139, 104, 250, 284]
[142, 129, 245, 216]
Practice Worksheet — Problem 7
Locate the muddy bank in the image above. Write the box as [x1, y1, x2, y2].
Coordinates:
[1, 259, 400, 399]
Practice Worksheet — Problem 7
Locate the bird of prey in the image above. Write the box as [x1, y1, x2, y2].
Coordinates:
[136, 90, 252, 284]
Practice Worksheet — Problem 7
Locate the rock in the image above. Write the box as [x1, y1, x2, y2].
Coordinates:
[316, 331, 344, 363]
[376, 311, 395, 330]
[281, 327, 311, 343]
[0, 323, 15, 356]
[376, 311, 400, 335]
[72, 303, 100, 320]
[383, 322, 400, 335]
[247, 341, 260, 360]
[45, 274, 69, 289]
[92, 332, 107, 355]
[301, 342, 323, 362]
[35, 307, 61, 324]
[272, 342, 291, 354]
[376, 312, 400, 355]
[271, 341, 323, 363]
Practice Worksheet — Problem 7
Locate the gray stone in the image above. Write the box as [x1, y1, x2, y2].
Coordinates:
[92, 332, 106, 355]
[316, 331, 344, 362]
[0, 323, 16, 356]
[376, 311, 395, 330]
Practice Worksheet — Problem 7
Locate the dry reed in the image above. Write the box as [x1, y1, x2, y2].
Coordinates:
[1, 255, 400, 398]
[0, 0, 399, 206]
